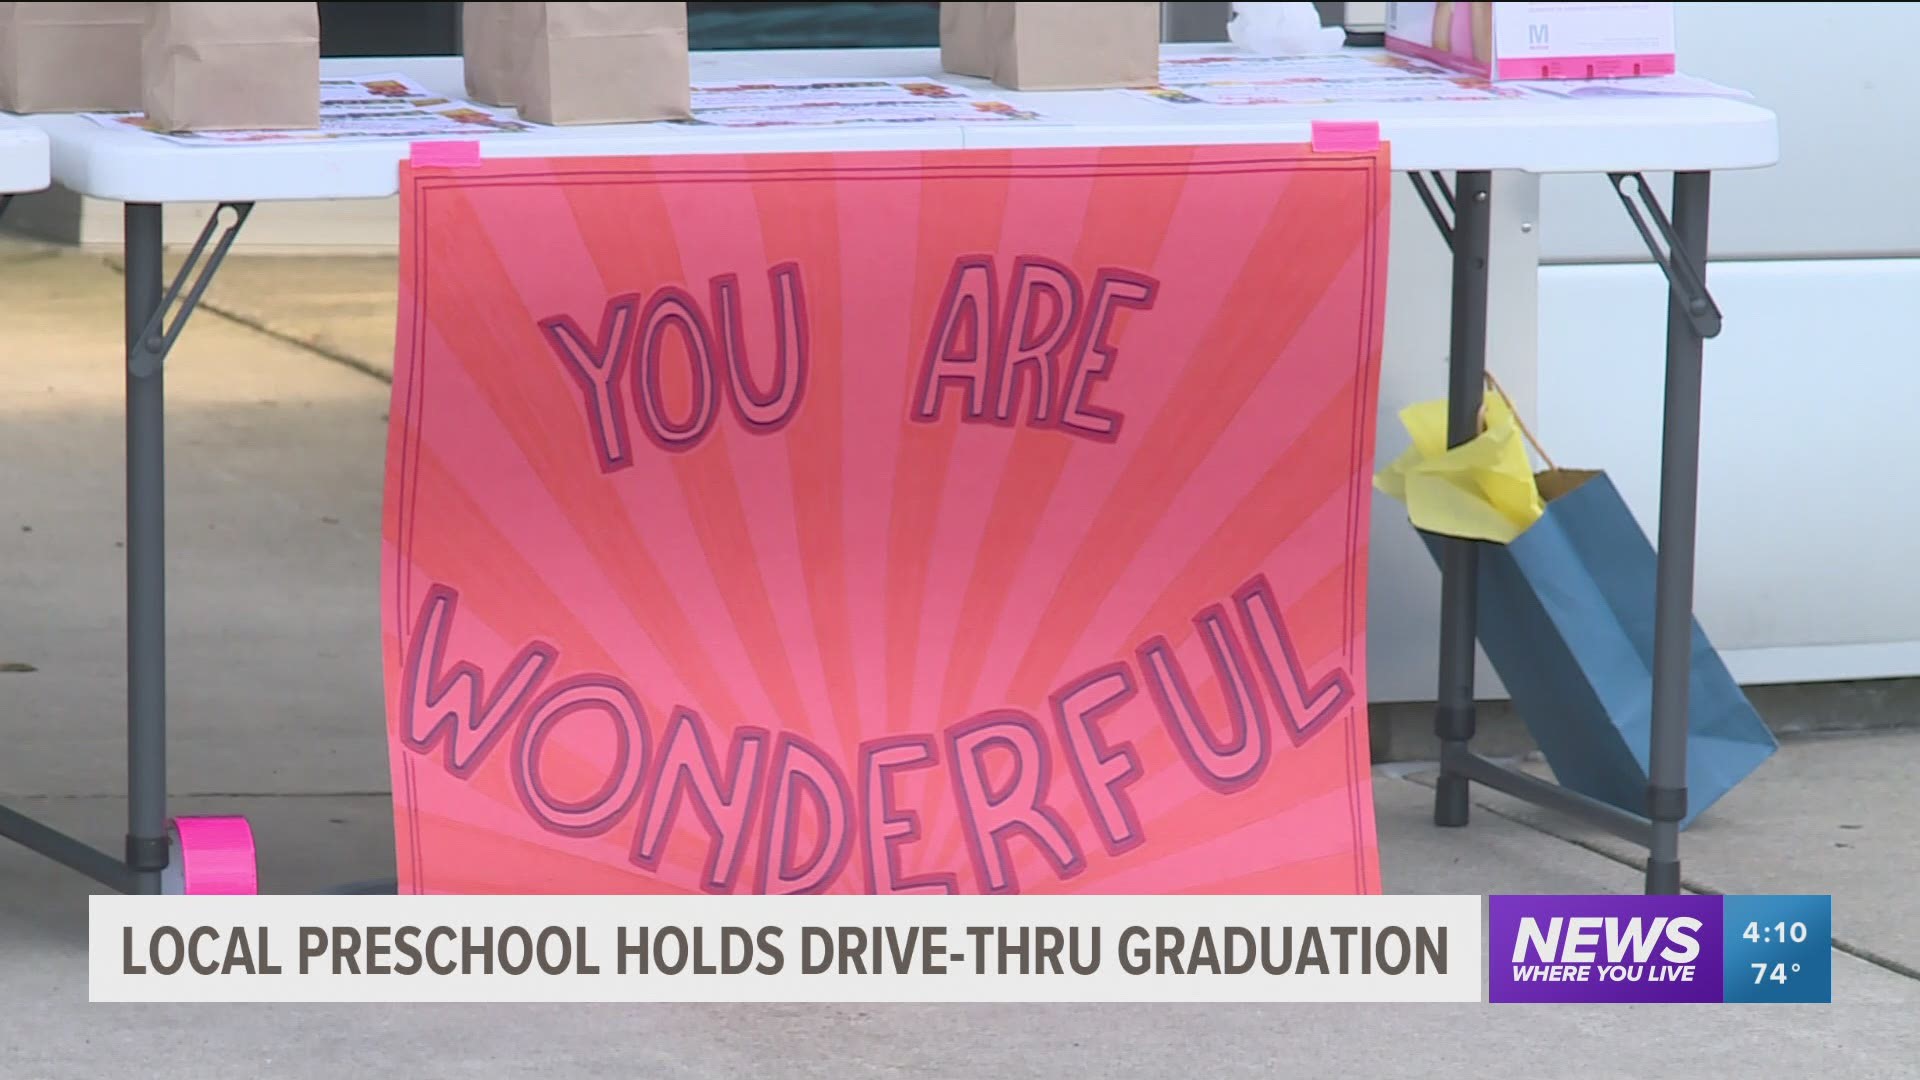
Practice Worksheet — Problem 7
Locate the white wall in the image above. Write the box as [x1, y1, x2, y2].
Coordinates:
[1369, 1, 1920, 699]
[1525, 2, 1920, 688]
[1539, 2, 1920, 261]
[1537, 259, 1920, 685]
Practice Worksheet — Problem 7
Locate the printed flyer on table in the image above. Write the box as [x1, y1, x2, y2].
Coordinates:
[1134, 52, 1751, 108]
[80, 74, 1042, 144]
[686, 77, 1042, 127]
[84, 74, 533, 145]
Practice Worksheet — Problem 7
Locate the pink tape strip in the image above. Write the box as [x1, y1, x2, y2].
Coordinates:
[410, 140, 483, 167]
[173, 816, 258, 895]
[1310, 120, 1381, 154]
[1495, 53, 1676, 81]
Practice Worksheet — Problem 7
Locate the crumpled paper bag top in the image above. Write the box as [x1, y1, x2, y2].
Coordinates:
[1374, 389, 1545, 543]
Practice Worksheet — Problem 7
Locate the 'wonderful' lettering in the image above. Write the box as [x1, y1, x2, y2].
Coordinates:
[399, 575, 1351, 895]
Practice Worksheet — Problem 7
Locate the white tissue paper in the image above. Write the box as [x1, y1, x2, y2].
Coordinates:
[1227, 1, 1346, 55]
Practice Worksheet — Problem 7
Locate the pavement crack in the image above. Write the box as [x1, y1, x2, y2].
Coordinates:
[202, 301, 393, 384]
[102, 256, 393, 386]
[1389, 768, 1920, 985]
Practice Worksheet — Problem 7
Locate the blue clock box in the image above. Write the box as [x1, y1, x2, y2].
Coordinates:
[1722, 895, 1833, 1003]
[1417, 469, 1778, 827]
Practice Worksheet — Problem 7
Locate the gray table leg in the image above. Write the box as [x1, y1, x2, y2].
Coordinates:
[1644, 171, 1712, 894]
[0, 202, 249, 894]
[124, 203, 168, 894]
[1433, 171, 1492, 827]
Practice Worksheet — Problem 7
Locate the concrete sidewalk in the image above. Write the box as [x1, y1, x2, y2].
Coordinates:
[2, 238, 1916, 1077]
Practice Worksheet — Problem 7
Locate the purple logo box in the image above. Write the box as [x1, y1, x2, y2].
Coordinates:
[1489, 895, 1724, 1003]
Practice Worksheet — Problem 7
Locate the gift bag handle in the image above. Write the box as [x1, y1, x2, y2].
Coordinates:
[1483, 371, 1557, 472]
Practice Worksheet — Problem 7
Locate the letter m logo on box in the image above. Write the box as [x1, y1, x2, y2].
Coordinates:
[384, 146, 1390, 896]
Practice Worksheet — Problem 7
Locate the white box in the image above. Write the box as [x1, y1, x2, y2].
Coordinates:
[1385, 2, 1675, 81]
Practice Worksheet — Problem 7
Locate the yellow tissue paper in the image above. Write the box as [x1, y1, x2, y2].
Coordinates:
[1374, 390, 1545, 543]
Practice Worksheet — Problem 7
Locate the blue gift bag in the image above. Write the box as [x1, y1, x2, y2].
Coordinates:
[1420, 469, 1777, 828]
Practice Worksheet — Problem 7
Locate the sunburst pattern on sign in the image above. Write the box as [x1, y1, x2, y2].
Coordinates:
[384, 145, 1389, 895]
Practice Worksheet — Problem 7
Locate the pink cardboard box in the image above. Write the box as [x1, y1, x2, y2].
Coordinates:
[1385, 2, 1676, 81]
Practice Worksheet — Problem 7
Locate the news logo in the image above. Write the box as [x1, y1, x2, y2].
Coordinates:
[1489, 895, 1721, 1003]
[1489, 894, 1832, 1004]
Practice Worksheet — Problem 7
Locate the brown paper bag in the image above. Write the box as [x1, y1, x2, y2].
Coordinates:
[938, 2, 993, 79]
[514, 2, 691, 126]
[142, 2, 319, 131]
[989, 2, 1161, 91]
[0, 2, 147, 113]
[461, 1, 526, 107]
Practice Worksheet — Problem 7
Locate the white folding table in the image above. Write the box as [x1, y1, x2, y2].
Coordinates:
[7, 45, 1778, 895]
[0, 114, 50, 201]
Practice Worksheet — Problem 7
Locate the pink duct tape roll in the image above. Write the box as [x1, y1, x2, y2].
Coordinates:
[169, 816, 259, 895]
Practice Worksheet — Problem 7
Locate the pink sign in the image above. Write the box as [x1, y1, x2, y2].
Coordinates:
[383, 145, 1389, 895]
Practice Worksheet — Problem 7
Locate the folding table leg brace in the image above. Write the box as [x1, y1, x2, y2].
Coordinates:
[0, 202, 260, 895]
[1419, 170, 1720, 895]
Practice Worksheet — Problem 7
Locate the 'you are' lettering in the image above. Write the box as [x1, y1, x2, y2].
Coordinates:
[539, 262, 809, 470]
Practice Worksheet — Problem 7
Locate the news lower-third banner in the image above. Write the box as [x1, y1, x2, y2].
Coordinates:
[90, 894, 1831, 1004]
[1488, 893, 1832, 1004]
